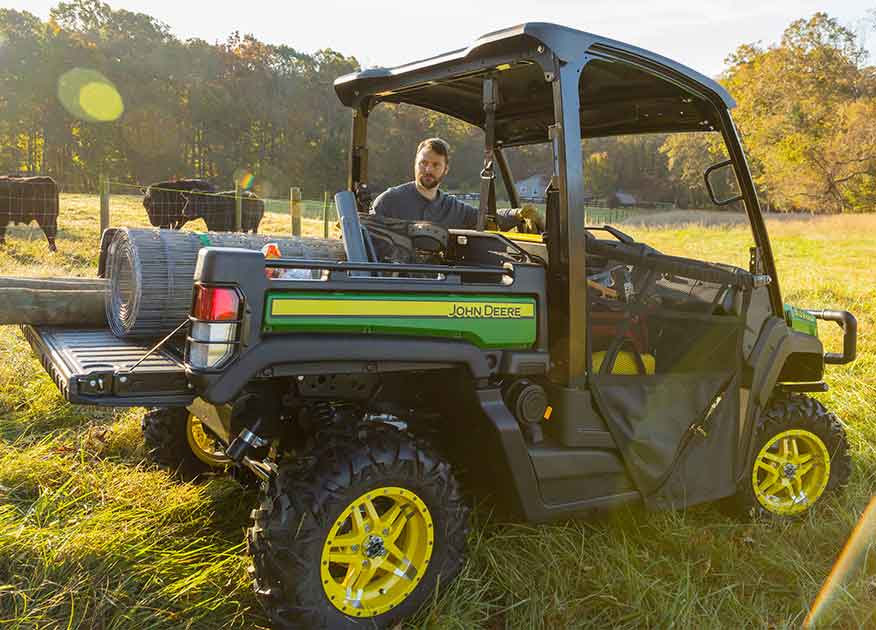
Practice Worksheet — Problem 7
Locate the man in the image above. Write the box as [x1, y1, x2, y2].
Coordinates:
[371, 138, 543, 231]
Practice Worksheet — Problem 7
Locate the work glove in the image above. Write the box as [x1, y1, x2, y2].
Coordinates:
[514, 204, 545, 233]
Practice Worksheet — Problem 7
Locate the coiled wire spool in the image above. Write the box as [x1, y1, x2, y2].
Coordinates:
[105, 228, 346, 338]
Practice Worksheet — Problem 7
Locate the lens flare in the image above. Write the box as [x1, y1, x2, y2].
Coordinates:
[804, 497, 876, 628]
[79, 81, 124, 121]
[58, 68, 124, 122]
[252, 163, 284, 198]
[235, 170, 255, 191]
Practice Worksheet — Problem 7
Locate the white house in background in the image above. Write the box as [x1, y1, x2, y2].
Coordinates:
[516, 174, 550, 200]
[607, 190, 638, 208]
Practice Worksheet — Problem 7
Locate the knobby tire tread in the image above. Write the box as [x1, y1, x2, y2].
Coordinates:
[247, 422, 469, 629]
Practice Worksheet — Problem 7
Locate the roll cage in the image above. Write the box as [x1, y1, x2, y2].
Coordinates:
[333, 22, 783, 387]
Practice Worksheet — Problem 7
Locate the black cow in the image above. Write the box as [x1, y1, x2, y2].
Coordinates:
[141, 179, 217, 229]
[181, 190, 264, 233]
[0, 176, 59, 252]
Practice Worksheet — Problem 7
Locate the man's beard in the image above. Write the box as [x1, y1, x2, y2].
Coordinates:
[417, 174, 440, 190]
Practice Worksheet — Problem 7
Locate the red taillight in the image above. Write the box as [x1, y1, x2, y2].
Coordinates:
[193, 286, 240, 321]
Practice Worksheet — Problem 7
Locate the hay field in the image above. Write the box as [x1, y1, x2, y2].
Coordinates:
[0, 194, 873, 628]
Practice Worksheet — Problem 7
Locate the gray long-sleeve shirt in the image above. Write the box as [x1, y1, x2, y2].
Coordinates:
[371, 182, 519, 230]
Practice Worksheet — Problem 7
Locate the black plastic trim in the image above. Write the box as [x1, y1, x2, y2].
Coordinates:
[190, 335, 494, 404]
[473, 387, 640, 522]
[777, 382, 829, 393]
[499, 351, 550, 375]
[529, 446, 626, 479]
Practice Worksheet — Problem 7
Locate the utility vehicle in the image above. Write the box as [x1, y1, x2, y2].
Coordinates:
[23, 23, 858, 629]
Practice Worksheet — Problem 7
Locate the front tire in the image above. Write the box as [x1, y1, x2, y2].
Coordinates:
[248, 422, 469, 629]
[734, 393, 851, 518]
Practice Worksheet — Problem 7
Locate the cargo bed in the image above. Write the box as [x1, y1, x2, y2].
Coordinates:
[22, 325, 194, 406]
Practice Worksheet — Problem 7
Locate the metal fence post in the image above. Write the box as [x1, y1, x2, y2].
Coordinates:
[99, 175, 110, 234]
[234, 183, 242, 232]
[291, 187, 302, 236]
[322, 191, 329, 238]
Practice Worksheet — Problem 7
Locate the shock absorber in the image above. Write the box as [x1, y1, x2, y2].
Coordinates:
[226, 416, 268, 462]
[223, 395, 276, 481]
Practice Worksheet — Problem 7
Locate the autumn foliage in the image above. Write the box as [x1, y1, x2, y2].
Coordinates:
[0, 3, 873, 212]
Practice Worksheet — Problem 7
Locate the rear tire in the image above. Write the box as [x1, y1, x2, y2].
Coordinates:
[733, 393, 851, 518]
[142, 408, 230, 481]
[248, 422, 469, 629]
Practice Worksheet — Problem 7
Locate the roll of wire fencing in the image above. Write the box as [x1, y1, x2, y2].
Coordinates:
[104, 228, 346, 339]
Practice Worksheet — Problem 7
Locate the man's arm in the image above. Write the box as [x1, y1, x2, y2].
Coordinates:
[434, 195, 520, 228]
[438, 196, 543, 232]
[435, 194, 479, 228]
[371, 188, 398, 218]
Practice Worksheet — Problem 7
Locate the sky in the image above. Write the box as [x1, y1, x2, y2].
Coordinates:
[8, 0, 875, 77]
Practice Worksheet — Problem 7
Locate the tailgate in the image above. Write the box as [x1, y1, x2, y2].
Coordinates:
[22, 325, 194, 406]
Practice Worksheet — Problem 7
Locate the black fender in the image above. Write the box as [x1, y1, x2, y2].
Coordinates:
[748, 316, 824, 408]
[189, 334, 494, 404]
[737, 316, 824, 475]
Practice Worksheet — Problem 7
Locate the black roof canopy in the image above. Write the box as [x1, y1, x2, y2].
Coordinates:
[334, 23, 735, 145]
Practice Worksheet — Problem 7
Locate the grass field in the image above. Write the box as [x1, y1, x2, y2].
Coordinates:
[0, 195, 873, 629]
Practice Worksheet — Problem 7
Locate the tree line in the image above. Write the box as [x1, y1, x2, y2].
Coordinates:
[1, 2, 873, 212]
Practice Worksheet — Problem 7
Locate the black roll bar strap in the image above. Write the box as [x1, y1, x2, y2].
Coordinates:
[477, 77, 499, 231]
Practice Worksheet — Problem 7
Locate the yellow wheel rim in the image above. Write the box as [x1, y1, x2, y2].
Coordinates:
[186, 414, 231, 468]
[321, 486, 434, 618]
[752, 429, 831, 515]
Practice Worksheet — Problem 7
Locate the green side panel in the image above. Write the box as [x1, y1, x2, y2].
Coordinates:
[784, 304, 818, 337]
[263, 292, 537, 349]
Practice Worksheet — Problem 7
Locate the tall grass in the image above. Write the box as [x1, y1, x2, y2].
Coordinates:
[0, 196, 872, 628]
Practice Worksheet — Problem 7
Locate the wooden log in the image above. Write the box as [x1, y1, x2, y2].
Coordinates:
[0, 277, 106, 291]
[0, 277, 106, 326]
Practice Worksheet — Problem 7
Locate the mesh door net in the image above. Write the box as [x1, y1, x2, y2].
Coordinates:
[585, 235, 752, 509]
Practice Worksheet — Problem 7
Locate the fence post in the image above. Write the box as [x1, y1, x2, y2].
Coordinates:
[291, 187, 302, 236]
[234, 183, 242, 232]
[322, 191, 329, 238]
[99, 175, 110, 234]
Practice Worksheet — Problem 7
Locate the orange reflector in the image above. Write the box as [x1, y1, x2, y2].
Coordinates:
[263, 242, 281, 278]
[543, 405, 553, 421]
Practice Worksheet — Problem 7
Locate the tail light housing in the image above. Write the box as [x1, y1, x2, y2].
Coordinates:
[188, 285, 242, 369]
